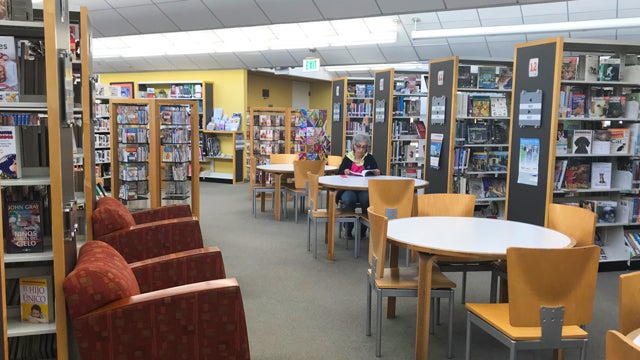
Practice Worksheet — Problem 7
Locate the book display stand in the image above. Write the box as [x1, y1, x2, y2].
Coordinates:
[200, 129, 244, 183]
[508, 37, 640, 268]
[0, 3, 87, 358]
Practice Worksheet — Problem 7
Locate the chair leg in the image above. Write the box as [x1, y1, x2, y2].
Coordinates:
[490, 269, 499, 303]
[366, 279, 372, 336]
[294, 194, 299, 223]
[465, 312, 472, 360]
[354, 220, 360, 259]
[307, 216, 311, 252]
[375, 290, 383, 357]
[313, 221, 319, 259]
[447, 291, 454, 359]
[461, 271, 467, 304]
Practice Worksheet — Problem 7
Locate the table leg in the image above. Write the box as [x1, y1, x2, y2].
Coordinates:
[327, 189, 336, 261]
[274, 173, 282, 221]
[416, 252, 435, 360]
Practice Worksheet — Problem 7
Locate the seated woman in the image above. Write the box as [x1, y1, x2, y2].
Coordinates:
[337, 133, 381, 238]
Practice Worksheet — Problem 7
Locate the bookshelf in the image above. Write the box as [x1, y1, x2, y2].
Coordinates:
[93, 96, 117, 193]
[0, 2, 83, 359]
[248, 107, 291, 166]
[201, 130, 244, 184]
[137, 81, 214, 128]
[507, 37, 640, 267]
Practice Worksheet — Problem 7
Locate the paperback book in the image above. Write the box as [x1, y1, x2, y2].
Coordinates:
[4, 200, 43, 253]
[571, 129, 592, 154]
[590, 162, 612, 190]
[0, 125, 20, 178]
[20, 276, 53, 323]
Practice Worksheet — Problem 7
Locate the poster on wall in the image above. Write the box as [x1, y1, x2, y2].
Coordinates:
[517, 137, 540, 186]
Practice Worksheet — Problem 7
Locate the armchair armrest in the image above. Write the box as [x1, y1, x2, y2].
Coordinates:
[97, 217, 204, 263]
[72, 278, 250, 360]
[130, 247, 226, 293]
[132, 204, 193, 224]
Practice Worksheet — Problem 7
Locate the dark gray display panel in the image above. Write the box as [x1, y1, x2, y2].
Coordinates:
[373, 71, 392, 174]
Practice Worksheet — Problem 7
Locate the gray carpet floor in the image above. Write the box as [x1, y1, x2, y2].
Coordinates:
[200, 181, 621, 360]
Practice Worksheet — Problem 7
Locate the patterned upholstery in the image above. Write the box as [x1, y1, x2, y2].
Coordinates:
[63, 241, 249, 360]
[91, 197, 204, 263]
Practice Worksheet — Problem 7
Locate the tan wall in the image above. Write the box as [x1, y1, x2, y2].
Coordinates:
[246, 72, 293, 107]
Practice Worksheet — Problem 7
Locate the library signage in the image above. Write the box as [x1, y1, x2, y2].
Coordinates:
[303, 58, 320, 72]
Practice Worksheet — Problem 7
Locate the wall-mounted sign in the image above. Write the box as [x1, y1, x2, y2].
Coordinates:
[303, 58, 320, 72]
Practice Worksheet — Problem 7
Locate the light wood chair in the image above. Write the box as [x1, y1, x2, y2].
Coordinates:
[364, 178, 414, 245]
[270, 153, 298, 164]
[416, 193, 484, 304]
[307, 172, 359, 259]
[366, 207, 456, 358]
[619, 271, 640, 336]
[249, 157, 275, 217]
[285, 160, 325, 223]
[490, 203, 597, 303]
[327, 155, 342, 167]
[465, 245, 600, 360]
[606, 330, 640, 360]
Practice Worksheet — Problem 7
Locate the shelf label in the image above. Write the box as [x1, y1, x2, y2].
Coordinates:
[303, 58, 320, 72]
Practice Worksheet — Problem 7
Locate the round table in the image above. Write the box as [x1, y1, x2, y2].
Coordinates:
[256, 164, 337, 221]
[386, 216, 574, 360]
[318, 175, 428, 260]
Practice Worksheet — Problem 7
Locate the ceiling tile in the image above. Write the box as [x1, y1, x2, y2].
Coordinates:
[525, 31, 570, 41]
[144, 56, 179, 71]
[186, 54, 221, 69]
[102, 0, 151, 7]
[376, 0, 445, 14]
[157, 0, 223, 31]
[256, 0, 324, 23]
[210, 53, 246, 69]
[118, 5, 179, 34]
[480, 17, 523, 26]
[617, 28, 640, 41]
[523, 14, 568, 24]
[314, 0, 381, 19]
[569, 10, 617, 21]
[261, 51, 298, 68]
[567, 0, 613, 12]
[477, 5, 521, 19]
[346, 47, 387, 64]
[316, 48, 356, 65]
[399, 12, 440, 26]
[378, 46, 418, 62]
[201, 0, 270, 27]
[413, 44, 452, 60]
[619, 9, 640, 17]
[165, 55, 200, 70]
[569, 29, 617, 39]
[287, 49, 322, 64]
[90, 9, 139, 37]
[447, 36, 486, 44]
[235, 52, 273, 69]
[486, 41, 518, 58]
[437, 9, 479, 22]
[444, 0, 512, 10]
[448, 42, 491, 58]
[521, 1, 567, 16]
[619, 0, 640, 9]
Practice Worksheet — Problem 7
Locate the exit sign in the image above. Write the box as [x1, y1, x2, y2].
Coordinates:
[303, 58, 320, 72]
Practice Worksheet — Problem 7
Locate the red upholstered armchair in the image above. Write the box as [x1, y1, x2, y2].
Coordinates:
[91, 196, 204, 263]
[63, 240, 250, 360]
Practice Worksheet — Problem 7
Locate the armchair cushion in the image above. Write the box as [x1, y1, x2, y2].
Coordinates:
[92, 200, 136, 238]
[63, 240, 140, 319]
[131, 204, 193, 224]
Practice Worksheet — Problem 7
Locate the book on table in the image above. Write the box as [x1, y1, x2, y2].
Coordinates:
[349, 169, 377, 177]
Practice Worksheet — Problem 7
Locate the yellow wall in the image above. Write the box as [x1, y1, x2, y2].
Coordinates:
[246, 72, 293, 107]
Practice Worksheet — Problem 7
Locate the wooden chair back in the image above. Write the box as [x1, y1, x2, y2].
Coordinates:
[307, 172, 322, 212]
[416, 193, 476, 217]
[368, 179, 414, 219]
[506, 245, 599, 327]
[249, 157, 258, 186]
[367, 206, 388, 279]
[327, 155, 342, 167]
[270, 153, 298, 164]
[547, 203, 596, 247]
[606, 330, 640, 360]
[619, 271, 640, 334]
[293, 160, 324, 189]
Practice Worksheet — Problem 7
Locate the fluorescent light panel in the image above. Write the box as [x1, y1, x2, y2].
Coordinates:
[412, 17, 640, 39]
[325, 62, 427, 72]
[94, 17, 398, 59]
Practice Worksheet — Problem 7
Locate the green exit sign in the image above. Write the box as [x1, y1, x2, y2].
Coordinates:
[303, 58, 320, 72]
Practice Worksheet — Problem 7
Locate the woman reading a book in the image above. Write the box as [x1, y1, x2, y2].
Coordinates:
[337, 133, 380, 239]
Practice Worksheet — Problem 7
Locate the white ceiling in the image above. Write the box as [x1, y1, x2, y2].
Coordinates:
[62, 0, 640, 76]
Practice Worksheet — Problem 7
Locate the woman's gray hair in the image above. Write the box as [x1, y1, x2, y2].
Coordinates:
[353, 133, 370, 147]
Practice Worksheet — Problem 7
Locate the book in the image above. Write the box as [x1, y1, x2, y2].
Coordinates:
[0, 125, 20, 178]
[561, 56, 578, 80]
[487, 151, 508, 172]
[591, 130, 611, 155]
[496, 67, 512, 90]
[20, 277, 53, 323]
[554, 159, 568, 190]
[606, 96, 624, 118]
[571, 129, 592, 154]
[590, 162, 612, 189]
[4, 200, 43, 253]
[413, 120, 426, 139]
[570, 93, 586, 117]
[0, 36, 19, 102]
[225, 112, 242, 131]
[470, 96, 491, 117]
[599, 57, 620, 81]
[610, 128, 630, 154]
[564, 159, 591, 189]
[596, 200, 617, 223]
[458, 65, 472, 87]
[467, 123, 489, 144]
[490, 97, 508, 117]
[589, 97, 607, 117]
[556, 123, 568, 155]
[477, 66, 497, 89]
[349, 169, 376, 177]
[482, 178, 507, 198]
[467, 178, 485, 198]
[576, 54, 600, 82]
[469, 151, 488, 172]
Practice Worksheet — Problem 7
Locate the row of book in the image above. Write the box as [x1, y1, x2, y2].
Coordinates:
[392, 119, 422, 138]
[118, 181, 149, 200]
[258, 128, 285, 141]
[348, 83, 374, 98]
[95, 163, 111, 178]
[160, 127, 190, 144]
[458, 65, 512, 90]
[118, 127, 149, 144]
[94, 118, 110, 132]
[456, 119, 510, 145]
[456, 93, 509, 118]
[554, 160, 615, 190]
[257, 142, 286, 156]
[623, 232, 640, 259]
[159, 106, 191, 125]
[118, 144, 149, 163]
[96, 149, 111, 164]
[164, 163, 189, 181]
[95, 182, 109, 198]
[94, 134, 109, 148]
[164, 181, 189, 196]
[391, 163, 421, 178]
[346, 119, 371, 134]
[557, 127, 632, 155]
[391, 142, 424, 164]
[558, 85, 632, 119]
[162, 144, 191, 163]
[394, 77, 421, 95]
[347, 99, 372, 118]
[463, 176, 507, 199]
[618, 196, 640, 224]
[0, 113, 41, 126]
[120, 164, 148, 181]
[393, 96, 421, 117]
[94, 103, 110, 118]
[561, 55, 622, 82]
[115, 105, 149, 125]
[256, 114, 285, 127]
[207, 109, 242, 131]
[574, 200, 618, 223]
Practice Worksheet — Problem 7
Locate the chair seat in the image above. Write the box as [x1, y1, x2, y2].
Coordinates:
[369, 266, 456, 290]
[310, 207, 358, 219]
[466, 303, 588, 341]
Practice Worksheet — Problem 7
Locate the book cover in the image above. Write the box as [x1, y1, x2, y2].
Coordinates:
[458, 65, 472, 88]
[477, 66, 497, 89]
[487, 151, 508, 172]
[413, 120, 426, 139]
[0, 36, 18, 102]
[561, 57, 578, 80]
[610, 128, 630, 154]
[5, 200, 43, 253]
[467, 178, 485, 198]
[570, 93, 586, 117]
[405, 144, 417, 162]
[497, 67, 512, 90]
[596, 200, 617, 223]
[589, 97, 607, 117]
[606, 96, 624, 118]
[469, 151, 488, 172]
[0, 125, 20, 178]
[467, 123, 489, 144]
[564, 159, 592, 189]
[470, 96, 491, 117]
[556, 123, 568, 155]
[482, 178, 506, 198]
[554, 159, 568, 190]
[20, 277, 53, 323]
[490, 97, 508, 117]
[571, 129, 592, 154]
[592, 129, 611, 155]
[577, 54, 600, 82]
[590, 162, 612, 189]
[599, 57, 620, 81]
